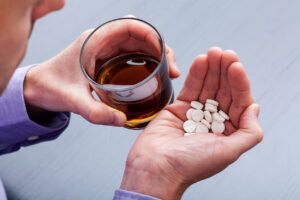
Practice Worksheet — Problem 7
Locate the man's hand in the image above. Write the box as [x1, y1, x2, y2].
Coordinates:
[120, 47, 263, 199]
[23, 28, 180, 126]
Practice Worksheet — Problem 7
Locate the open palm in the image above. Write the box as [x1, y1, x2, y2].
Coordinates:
[121, 47, 263, 200]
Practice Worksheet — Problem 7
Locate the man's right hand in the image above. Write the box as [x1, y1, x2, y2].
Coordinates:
[23, 24, 180, 126]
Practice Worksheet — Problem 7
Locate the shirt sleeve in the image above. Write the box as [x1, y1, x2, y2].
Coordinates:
[0, 178, 7, 200]
[113, 189, 160, 200]
[0, 65, 70, 155]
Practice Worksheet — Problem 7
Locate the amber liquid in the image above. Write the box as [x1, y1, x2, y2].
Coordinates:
[95, 53, 173, 129]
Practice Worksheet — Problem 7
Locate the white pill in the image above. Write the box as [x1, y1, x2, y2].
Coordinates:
[191, 109, 204, 122]
[201, 119, 210, 129]
[204, 111, 212, 123]
[183, 120, 197, 133]
[219, 110, 229, 120]
[206, 99, 219, 107]
[195, 122, 202, 126]
[196, 123, 209, 134]
[212, 112, 225, 122]
[205, 103, 217, 113]
[190, 101, 203, 110]
[184, 133, 192, 136]
[211, 121, 225, 134]
[186, 108, 195, 120]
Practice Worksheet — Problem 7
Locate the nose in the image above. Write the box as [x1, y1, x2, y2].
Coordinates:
[31, 0, 65, 21]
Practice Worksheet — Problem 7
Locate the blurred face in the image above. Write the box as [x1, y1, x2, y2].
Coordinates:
[0, 0, 65, 95]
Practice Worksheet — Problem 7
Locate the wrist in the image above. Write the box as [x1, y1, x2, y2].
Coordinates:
[120, 158, 187, 200]
[23, 66, 45, 116]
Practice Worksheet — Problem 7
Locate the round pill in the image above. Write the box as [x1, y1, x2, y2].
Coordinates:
[184, 133, 192, 136]
[212, 112, 225, 122]
[219, 110, 229, 120]
[186, 108, 195, 120]
[211, 121, 225, 134]
[205, 103, 217, 113]
[190, 101, 204, 110]
[192, 109, 204, 122]
[196, 123, 209, 134]
[201, 119, 210, 129]
[183, 120, 197, 133]
[204, 111, 212, 123]
[206, 99, 219, 107]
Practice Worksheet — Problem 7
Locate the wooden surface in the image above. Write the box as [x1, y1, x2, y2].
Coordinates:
[1, 0, 300, 199]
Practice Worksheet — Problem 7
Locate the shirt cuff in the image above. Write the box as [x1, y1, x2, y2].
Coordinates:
[0, 65, 70, 154]
[113, 189, 160, 200]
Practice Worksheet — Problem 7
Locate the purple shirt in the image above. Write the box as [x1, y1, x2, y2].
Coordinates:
[0, 65, 159, 200]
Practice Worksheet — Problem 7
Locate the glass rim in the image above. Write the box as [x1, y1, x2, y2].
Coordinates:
[79, 17, 166, 92]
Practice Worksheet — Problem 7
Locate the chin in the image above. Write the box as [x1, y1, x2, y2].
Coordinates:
[0, 47, 27, 98]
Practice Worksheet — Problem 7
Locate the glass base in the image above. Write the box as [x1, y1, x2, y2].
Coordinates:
[124, 91, 174, 130]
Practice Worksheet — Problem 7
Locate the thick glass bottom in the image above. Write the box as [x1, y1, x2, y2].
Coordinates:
[124, 91, 174, 130]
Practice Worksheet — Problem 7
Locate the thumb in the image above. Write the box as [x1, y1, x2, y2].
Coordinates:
[76, 94, 127, 126]
[225, 104, 264, 155]
[239, 103, 262, 139]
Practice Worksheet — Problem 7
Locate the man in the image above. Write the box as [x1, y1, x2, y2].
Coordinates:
[0, 0, 263, 199]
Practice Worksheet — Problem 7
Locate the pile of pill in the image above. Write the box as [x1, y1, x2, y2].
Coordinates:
[183, 99, 230, 136]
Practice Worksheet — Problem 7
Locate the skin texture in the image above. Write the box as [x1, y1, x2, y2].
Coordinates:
[0, 1, 263, 198]
[0, 0, 65, 95]
[23, 28, 180, 126]
[0, 2, 180, 125]
[120, 47, 263, 200]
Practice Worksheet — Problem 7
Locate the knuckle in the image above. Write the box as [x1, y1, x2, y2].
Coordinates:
[256, 126, 264, 142]
[77, 29, 93, 43]
[87, 110, 99, 124]
[87, 106, 111, 125]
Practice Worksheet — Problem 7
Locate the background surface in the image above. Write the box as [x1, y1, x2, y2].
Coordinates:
[1, 0, 300, 199]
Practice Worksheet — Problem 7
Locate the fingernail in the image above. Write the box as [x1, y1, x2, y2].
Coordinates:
[124, 14, 136, 18]
[111, 110, 127, 126]
[254, 104, 260, 118]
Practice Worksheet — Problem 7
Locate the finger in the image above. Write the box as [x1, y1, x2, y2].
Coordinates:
[120, 37, 144, 52]
[223, 121, 237, 136]
[177, 54, 208, 102]
[228, 62, 254, 127]
[165, 100, 191, 122]
[75, 91, 127, 126]
[120, 20, 161, 58]
[95, 19, 157, 58]
[216, 50, 239, 112]
[166, 44, 180, 79]
[199, 47, 223, 103]
[225, 104, 263, 157]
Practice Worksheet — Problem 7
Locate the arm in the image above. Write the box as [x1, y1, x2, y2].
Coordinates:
[0, 65, 70, 155]
[0, 27, 179, 155]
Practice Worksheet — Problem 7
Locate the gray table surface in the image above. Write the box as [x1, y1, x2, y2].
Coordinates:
[1, 0, 300, 199]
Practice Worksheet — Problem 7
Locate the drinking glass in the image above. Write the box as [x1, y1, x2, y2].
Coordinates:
[80, 18, 174, 129]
